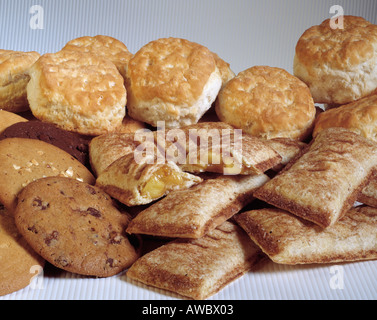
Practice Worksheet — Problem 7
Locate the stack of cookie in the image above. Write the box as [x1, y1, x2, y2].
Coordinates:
[1, 15, 377, 300]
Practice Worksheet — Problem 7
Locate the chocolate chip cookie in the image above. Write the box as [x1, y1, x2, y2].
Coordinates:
[14, 176, 140, 277]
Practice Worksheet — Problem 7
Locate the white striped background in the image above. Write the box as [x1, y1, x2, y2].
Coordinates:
[0, 0, 376, 74]
[1, 0, 377, 300]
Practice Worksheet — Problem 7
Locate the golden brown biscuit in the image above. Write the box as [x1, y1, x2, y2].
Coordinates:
[125, 37, 222, 128]
[254, 128, 377, 228]
[0, 49, 40, 112]
[126, 173, 269, 238]
[294, 16, 377, 105]
[62, 35, 133, 79]
[0, 138, 95, 213]
[0, 206, 44, 296]
[235, 206, 377, 264]
[215, 66, 316, 141]
[313, 94, 377, 143]
[127, 221, 265, 300]
[27, 49, 127, 136]
[211, 51, 235, 87]
[95, 153, 203, 206]
[0, 109, 28, 134]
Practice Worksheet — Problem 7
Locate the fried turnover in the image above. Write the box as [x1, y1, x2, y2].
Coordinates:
[89, 132, 141, 177]
[235, 206, 377, 265]
[127, 221, 265, 300]
[95, 153, 203, 206]
[313, 93, 377, 143]
[152, 122, 282, 175]
[126, 173, 269, 238]
[254, 127, 377, 228]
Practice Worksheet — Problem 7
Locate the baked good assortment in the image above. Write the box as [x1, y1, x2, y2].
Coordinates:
[2, 15, 377, 299]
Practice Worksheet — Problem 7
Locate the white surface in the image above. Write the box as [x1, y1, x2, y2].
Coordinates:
[1, 259, 377, 300]
[1, 0, 377, 301]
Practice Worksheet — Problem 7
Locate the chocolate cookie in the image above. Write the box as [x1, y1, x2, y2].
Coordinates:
[0, 120, 90, 166]
[14, 176, 140, 277]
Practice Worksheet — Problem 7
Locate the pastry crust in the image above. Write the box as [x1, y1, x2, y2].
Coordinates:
[62, 35, 133, 79]
[254, 128, 377, 228]
[294, 16, 377, 104]
[0, 49, 40, 112]
[27, 49, 127, 136]
[159, 122, 282, 175]
[95, 153, 203, 206]
[89, 132, 141, 176]
[235, 206, 377, 264]
[125, 37, 222, 128]
[215, 66, 316, 140]
[126, 173, 269, 238]
[126, 221, 265, 300]
[313, 94, 377, 143]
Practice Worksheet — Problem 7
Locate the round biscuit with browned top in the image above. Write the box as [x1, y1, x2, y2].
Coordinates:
[215, 66, 316, 141]
[27, 49, 127, 136]
[62, 35, 133, 79]
[294, 16, 377, 105]
[125, 37, 222, 128]
[14, 176, 140, 277]
[0, 49, 40, 112]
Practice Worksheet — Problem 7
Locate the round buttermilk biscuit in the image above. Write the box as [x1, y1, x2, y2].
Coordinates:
[0, 49, 40, 113]
[294, 16, 377, 105]
[126, 37, 222, 128]
[14, 177, 139, 277]
[313, 93, 377, 143]
[62, 35, 133, 79]
[27, 49, 127, 136]
[215, 66, 316, 140]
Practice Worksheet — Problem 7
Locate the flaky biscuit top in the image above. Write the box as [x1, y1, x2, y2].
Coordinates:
[295, 16, 377, 72]
[0, 49, 40, 86]
[216, 66, 315, 140]
[31, 50, 127, 114]
[127, 37, 217, 106]
[62, 35, 133, 75]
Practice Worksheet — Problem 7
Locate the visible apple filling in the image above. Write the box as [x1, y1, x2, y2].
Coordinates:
[141, 166, 184, 199]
